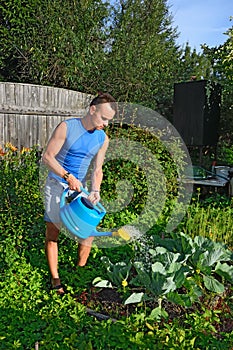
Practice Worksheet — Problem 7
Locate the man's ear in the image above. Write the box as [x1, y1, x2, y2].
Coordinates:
[89, 105, 96, 115]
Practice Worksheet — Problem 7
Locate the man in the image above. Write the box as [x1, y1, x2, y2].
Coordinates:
[42, 92, 117, 295]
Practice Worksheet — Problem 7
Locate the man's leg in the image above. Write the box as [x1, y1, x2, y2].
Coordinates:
[78, 236, 94, 266]
[45, 221, 64, 293]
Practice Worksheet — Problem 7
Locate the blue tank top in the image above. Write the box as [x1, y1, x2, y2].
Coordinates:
[49, 118, 106, 183]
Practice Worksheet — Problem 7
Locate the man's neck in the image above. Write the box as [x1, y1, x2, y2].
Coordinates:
[81, 115, 94, 131]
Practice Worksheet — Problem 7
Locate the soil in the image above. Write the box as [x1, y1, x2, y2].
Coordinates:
[75, 286, 233, 337]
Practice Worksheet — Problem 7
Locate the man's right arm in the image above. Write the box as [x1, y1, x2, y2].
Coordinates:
[42, 121, 68, 178]
[42, 121, 82, 191]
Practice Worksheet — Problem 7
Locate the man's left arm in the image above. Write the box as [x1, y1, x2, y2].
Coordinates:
[88, 136, 109, 204]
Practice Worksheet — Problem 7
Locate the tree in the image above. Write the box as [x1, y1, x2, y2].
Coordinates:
[176, 44, 212, 82]
[1, 0, 230, 129]
[0, 0, 185, 117]
[96, 0, 182, 115]
[0, 0, 110, 93]
[201, 21, 233, 139]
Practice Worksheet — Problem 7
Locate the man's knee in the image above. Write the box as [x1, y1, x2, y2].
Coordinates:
[46, 222, 60, 242]
[79, 236, 94, 247]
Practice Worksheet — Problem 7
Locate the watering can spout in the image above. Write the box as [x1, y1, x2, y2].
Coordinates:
[90, 228, 131, 241]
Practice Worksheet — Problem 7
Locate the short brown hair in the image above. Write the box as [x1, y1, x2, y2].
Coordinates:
[90, 92, 117, 113]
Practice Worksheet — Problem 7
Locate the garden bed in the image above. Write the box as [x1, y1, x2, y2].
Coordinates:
[75, 285, 233, 337]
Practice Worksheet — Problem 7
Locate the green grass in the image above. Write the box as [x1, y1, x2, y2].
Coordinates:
[180, 192, 233, 249]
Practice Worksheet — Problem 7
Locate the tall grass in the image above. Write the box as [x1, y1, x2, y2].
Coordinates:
[180, 195, 233, 249]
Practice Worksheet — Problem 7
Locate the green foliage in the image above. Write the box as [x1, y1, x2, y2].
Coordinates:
[100, 0, 181, 113]
[95, 232, 233, 309]
[0, 146, 232, 349]
[202, 22, 233, 139]
[93, 256, 132, 289]
[99, 124, 185, 234]
[217, 140, 233, 165]
[0, 0, 204, 119]
[0, 0, 110, 91]
[1, 0, 232, 131]
[179, 193, 233, 248]
[0, 146, 44, 256]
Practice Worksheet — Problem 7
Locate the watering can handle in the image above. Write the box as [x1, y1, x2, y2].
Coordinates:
[60, 187, 106, 213]
[80, 187, 106, 213]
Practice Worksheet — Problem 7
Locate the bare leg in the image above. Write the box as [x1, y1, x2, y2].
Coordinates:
[78, 236, 94, 266]
[45, 222, 64, 293]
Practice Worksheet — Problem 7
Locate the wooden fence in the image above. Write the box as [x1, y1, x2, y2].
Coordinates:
[0, 82, 93, 150]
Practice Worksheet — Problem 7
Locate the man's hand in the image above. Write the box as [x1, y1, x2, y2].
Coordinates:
[67, 174, 83, 192]
[88, 191, 100, 205]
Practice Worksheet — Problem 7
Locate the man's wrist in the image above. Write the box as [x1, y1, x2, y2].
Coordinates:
[63, 172, 70, 181]
[91, 189, 99, 192]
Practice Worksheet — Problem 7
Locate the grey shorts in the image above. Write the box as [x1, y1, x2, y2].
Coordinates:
[44, 177, 68, 223]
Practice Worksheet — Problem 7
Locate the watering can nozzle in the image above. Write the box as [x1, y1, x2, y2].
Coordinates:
[112, 228, 131, 241]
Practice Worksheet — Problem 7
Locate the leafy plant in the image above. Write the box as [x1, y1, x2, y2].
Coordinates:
[93, 256, 132, 290]
[94, 232, 233, 313]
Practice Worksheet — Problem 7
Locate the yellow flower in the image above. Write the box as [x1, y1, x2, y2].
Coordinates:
[5, 142, 17, 152]
[21, 147, 31, 154]
[122, 279, 128, 288]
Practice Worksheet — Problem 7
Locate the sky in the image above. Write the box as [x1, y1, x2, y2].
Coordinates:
[168, 0, 232, 52]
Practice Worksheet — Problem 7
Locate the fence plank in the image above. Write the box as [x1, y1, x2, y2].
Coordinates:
[0, 82, 93, 149]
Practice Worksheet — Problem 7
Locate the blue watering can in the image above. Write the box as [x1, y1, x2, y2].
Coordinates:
[60, 187, 130, 240]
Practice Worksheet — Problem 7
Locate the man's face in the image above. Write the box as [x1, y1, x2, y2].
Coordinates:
[90, 103, 115, 130]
